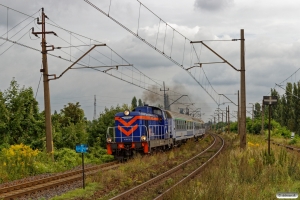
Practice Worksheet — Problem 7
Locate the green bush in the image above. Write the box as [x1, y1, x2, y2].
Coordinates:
[288, 138, 297, 145]
[100, 154, 114, 162]
[54, 148, 81, 169]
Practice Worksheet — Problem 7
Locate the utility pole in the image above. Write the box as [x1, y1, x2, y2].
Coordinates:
[221, 111, 223, 124]
[160, 81, 169, 110]
[252, 104, 254, 123]
[32, 8, 56, 156]
[214, 116, 216, 133]
[190, 29, 246, 148]
[225, 107, 227, 126]
[237, 90, 240, 135]
[240, 29, 246, 149]
[93, 95, 96, 120]
[261, 100, 265, 134]
[228, 105, 230, 133]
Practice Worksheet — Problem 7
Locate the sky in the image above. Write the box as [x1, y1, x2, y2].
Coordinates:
[1, 0, 300, 123]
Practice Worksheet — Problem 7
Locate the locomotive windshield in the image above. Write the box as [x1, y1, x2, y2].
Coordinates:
[153, 108, 162, 116]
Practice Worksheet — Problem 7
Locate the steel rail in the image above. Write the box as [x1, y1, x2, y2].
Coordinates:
[0, 161, 119, 199]
[271, 141, 300, 152]
[110, 133, 223, 200]
[154, 133, 224, 200]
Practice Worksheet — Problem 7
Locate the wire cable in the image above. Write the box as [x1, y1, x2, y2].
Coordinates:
[0, 29, 30, 56]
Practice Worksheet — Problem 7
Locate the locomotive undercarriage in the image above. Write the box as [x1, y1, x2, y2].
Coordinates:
[110, 135, 204, 161]
[111, 138, 173, 160]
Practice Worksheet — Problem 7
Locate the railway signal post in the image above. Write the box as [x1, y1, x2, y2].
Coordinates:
[76, 144, 89, 189]
[263, 96, 278, 155]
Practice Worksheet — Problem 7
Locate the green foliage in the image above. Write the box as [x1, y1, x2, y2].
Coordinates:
[167, 134, 300, 199]
[261, 149, 275, 165]
[271, 82, 300, 136]
[278, 148, 287, 167]
[131, 96, 137, 108]
[230, 121, 238, 133]
[0, 144, 39, 181]
[51, 182, 99, 200]
[254, 103, 261, 119]
[138, 98, 143, 106]
[59, 102, 85, 126]
[54, 148, 81, 169]
[0, 78, 44, 149]
[86, 146, 114, 163]
[51, 102, 88, 149]
[289, 138, 297, 145]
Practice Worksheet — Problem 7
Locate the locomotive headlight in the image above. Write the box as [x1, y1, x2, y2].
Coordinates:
[107, 138, 112, 143]
[141, 135, 147, 141]
[124, 110, 130, 116]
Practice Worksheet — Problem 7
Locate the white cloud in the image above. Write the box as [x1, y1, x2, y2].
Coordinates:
[1, 0, 300, 122]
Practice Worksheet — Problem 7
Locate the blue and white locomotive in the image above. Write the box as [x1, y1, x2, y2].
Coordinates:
[106, 105, 205, 160]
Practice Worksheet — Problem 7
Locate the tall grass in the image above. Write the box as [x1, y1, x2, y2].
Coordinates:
[166, 133, 300, 200]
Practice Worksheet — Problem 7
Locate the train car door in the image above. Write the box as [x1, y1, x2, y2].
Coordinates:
[145, 119, 150, 139]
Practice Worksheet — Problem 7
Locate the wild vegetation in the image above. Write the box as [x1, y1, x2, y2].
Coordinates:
[50, 132, 300, 200]
[0, 79, 146, 183]
[166, 133, 300, 200]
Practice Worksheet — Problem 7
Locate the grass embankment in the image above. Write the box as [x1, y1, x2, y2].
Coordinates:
[52, 133, 300, 200]
[51, 136, 214, 200]
[166, 133, 300, 200]
[272, 136, 300, 148]
[0, 145, 114, 184]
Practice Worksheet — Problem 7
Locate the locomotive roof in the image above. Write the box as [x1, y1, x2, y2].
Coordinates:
[131, 105, 203, 123]
[165, 110, 204, 124]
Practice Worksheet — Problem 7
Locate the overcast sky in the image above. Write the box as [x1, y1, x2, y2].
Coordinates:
[1, 0, 300, 122]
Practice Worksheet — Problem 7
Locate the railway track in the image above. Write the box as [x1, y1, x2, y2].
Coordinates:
[0, 161, 120, 200]
[110, 133, 224, 200]
[271, 141, 300, 152]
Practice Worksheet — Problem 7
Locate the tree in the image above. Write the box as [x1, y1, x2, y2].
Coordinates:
[138, 99, 143, 106]
[295, 82, 300, 134]
[131, 96, 137, 109]
[52, 102, 88, 149]
[0, 91, 9, 145]
[1, 79, 44, 149]
[253, 103, 261, 119]
[60, 102, 85, 126]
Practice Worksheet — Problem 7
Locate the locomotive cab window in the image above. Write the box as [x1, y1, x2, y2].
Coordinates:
[153, 108, 162, 116]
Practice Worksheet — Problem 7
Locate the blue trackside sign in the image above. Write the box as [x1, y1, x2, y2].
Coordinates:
[76, 144, 88, 153]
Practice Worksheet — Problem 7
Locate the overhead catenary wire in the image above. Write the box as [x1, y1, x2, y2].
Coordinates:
[0, 29, 30, 56]
[0, 5, 192, 109]
[256, 67, 300, 104]
[0, 36, 187, 107]
[83, 0, 220, 105]
[0, 16, 37, 46]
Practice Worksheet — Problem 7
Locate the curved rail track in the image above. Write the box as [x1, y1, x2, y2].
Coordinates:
[110, 133, 224, 200]
[0, 161, 120, 200]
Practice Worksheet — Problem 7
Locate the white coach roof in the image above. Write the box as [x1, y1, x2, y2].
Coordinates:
[165, 110, 204, 123]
